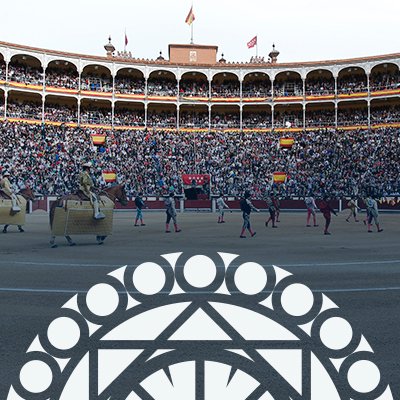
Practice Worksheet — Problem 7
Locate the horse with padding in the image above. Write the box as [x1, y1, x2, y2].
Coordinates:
[0, 187, 36, 233]
[49, 184, 128, 248]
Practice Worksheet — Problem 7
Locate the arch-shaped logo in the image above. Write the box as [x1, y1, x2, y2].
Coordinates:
[8, 252, 393, 399]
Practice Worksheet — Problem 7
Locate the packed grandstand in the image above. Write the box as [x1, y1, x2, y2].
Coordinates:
[0, 40, 399, 198]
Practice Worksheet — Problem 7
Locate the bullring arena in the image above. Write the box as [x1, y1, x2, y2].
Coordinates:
[0, 37, 400, 398]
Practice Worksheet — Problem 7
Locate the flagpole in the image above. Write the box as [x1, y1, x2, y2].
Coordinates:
[190, 0, 194, 44]
[256, 33, 258, 57]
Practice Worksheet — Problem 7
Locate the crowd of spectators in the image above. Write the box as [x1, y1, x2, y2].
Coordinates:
[242, 81, 272, 98]
[80, 108, 112, 125]
[8, 63, 43, 86]
[147, 79, 177, 97]
[0, 122, 399, 199]
[337, 75, 367, 94]
[6, 102, 42, 120]
[179, 112, 209, 127]
[81, 76, 112, 92]
[45, 69, 79, 89]
[242, 113, 271, 128]
[306, 109, 335, 127]
[44, 104, 77, 123]
[179, 80, 209, 97]
[305, 78, 335, 96]
[114, 77, 145, 95]
[210, 113, 240, 128]
[371, 106, 400, 124]
[370, 71, 400, 91]
[337, 109, 368, 126]
[147, 111, 177, 127]
[114, 109, 145, 126]
[274, 80, 303, 97]
[211, 81, 240, 98]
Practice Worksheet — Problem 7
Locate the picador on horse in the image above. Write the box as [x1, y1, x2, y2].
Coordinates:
[79, 162, 106, 220]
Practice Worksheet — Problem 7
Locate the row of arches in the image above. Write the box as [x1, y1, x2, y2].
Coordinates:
[1, 53, 399, 98]
[1, 89, 399, 128]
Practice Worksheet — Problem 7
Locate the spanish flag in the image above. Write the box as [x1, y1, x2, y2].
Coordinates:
[91, 134, 106, 145]
[280, 137, 295, 148]
[102, 170, 117, 183]
[185, 6, 195, 25]
[273, 172, 287, 183]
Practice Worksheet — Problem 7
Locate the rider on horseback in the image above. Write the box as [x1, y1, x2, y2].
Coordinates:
[0, 171, 21, 213]
[79, 162, 105, 220]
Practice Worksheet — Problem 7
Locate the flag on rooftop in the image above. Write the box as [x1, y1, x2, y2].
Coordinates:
[125, 31, 128, 47]
[185, 6, 195, 25]
[247, 36, 257, 49]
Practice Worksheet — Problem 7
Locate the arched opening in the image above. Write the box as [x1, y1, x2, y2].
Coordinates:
[274, 71, 302, 97]
[337, 67, 367, 95]
[147, 70, 177, 97]
[81, 65, 112, 93]
[370, 63, 400, 92]
[7, 90, 42, 120]
[44, 95, 78, 123]
[305, 69, 335, 96]
[337, 100, 368, 126]
[211, 72, 240, 98]
[8, 54, 43, 86]
[0, 53, 6, 81]
[147, 103, 177, 128]
[45, 60, 79, 90]
[114, 102, 145, 126]
[242, 72, 272, 98]
[371, 98, 400, 124]
[306, 102, 335, 127]
[115, 68, 145, 95]
[80, 98, 112, 125]
[274, 104, 303, 128]
[180, 71, 209, 98]
[211, 105, 240, 128]
[179, 104, 208, 128]
[242, 105, 272, 128]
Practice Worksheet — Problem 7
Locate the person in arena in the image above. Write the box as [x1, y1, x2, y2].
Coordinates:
[216, 193, 230, 223]
[304, 194, 318, 227]
[0, 171, 21, 212]
[79, 162, 105, 220]
[164, 192, 181, 233]
[239, 190, 259, 238]
[365, 195, 383, 233]
[318, 196, 337, 235]
[134, 192, 146, 226]
[274, 195, 281, 223]
[346, 197, 360, 222]
[265, 192, 278, 228]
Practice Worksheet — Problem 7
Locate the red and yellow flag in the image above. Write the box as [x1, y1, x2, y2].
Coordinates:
[273, 172, 287, 183]
[102, 170, 116, 182]
[280, 137, 295, 148]
[91, 134, 106, 145]
[185, 6, 195, 25]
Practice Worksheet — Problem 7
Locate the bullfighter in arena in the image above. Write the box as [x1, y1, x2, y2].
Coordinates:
[239, 190, 259, 238]
[217, 193, 230, 223]
[318, 196, 337, 235]
[164, 192, 181, 233]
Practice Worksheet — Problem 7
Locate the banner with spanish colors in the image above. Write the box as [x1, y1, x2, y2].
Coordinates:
[279, 137, 295, 148]
[185, 6, 195, 25]
[273, 172, 287, 183]
[182, 174, 210, 186]
[102, 170, 117, 183]
[91, 134, 106, 145]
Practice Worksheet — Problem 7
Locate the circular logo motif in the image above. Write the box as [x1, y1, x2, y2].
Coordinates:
[8, 252, 393, 399]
